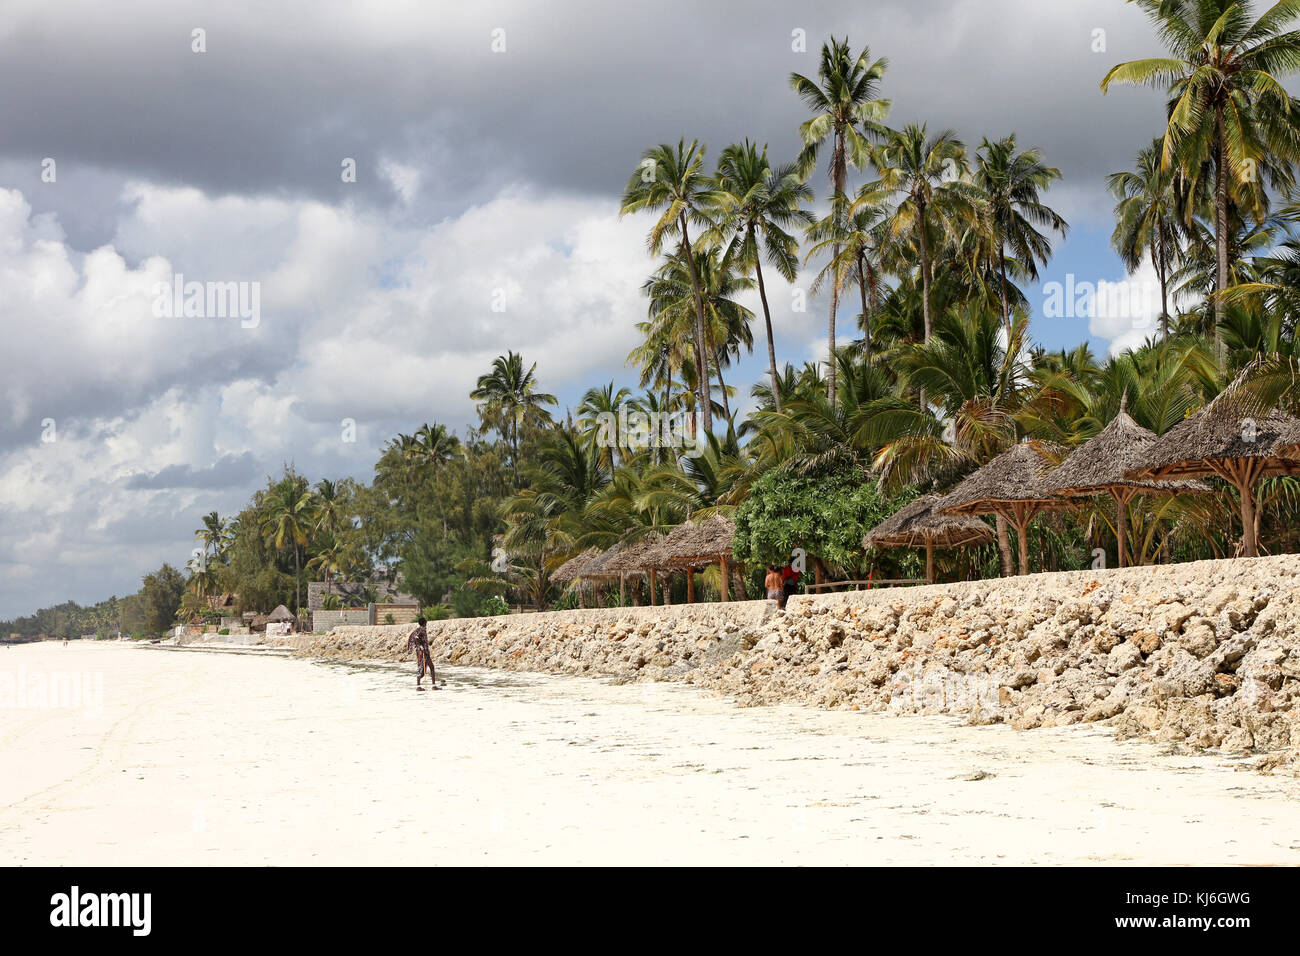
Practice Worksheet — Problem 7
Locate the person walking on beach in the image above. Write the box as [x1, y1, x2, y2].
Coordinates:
[407, 617, 438, 690]
[764, 565, 783, 604]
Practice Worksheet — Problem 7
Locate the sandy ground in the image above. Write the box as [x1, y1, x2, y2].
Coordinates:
[2, 641, 1299, 866]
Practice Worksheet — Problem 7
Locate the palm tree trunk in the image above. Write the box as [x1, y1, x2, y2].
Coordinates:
[1214, 102, 1228, 352]
[752, 233, 783, 413]
[918, 196, 933, 411]
[678, 215, 713, 434]
[711, 341, 731, 421]
[1156, 227, 1170, 338]
[827, 263, 840, 405]
[294, 544, 301, 612]
[997, 244, 1012, 333]
[857, 256, 872, 367]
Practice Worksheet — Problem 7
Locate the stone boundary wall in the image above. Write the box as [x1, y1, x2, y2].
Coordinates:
[295, 556, 1300, 771]
[312, 608, 370, 632]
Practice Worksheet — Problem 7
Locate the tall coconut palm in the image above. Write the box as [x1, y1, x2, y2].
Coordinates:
[194, 511, 227, 564]
[973, 134, 1067, 333]
[260, 476, 317, 612]
[1108, 139, 1188, 335]
[576, 382, 634, 470]
[709, 140, 814, 412]
[406, 423, 461, 472]
[620, 139, 719, 433]
[806, 186, 893, 367]
[1102, 0, 1300, 341]
[641, 247, 754, 422]
[470, 351, 557, 484]
[874, 124, 972, 349]
[307, 530, 349, 598]
[790, 37, 891, 404]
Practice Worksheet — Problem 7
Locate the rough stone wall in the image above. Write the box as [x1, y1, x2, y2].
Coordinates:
[295, 557, 1300, 771]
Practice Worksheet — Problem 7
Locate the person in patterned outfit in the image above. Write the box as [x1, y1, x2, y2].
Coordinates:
[407, 617, 438, 689]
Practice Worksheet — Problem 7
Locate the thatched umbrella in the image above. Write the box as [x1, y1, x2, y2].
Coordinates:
[1039, 394, 1207, 568]
[577, 541, 647, 606]
[551, 547, 601, 608]
[602, 532, 669, 604]
[1124, 376, 1300, 558]
[864, 494, 994, 583]
[939, 440, 1070, 576]
[640, 514, 740, 602]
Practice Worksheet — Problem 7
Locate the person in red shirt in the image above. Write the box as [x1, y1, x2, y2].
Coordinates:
[779, 564, 800, 609]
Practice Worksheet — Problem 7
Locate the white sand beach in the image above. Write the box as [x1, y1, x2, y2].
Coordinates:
[2, 641, 1299, 866]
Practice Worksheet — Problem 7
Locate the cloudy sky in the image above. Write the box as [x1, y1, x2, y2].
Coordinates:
[0, 0, 1190, 618]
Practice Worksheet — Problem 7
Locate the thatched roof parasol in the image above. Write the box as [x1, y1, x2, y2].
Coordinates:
[1123, 372, 1300, 557]
[642, 515, 736, 568]
[551, 547, 601, 583]
[864, 494, 993, 582]
[939, 440, 1070, 575]
[1040, 394, 1208, 567]
[601, 532, 667, 573]
[267, 604, 295, 622]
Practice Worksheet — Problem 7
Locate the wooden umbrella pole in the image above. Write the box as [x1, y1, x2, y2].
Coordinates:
[1240, 459, 1263, 558]
[686, 567, 695, 603]
[649, 567, 658, 606]
[925, 540, 935, 583]
[1112, 488, 1131, 569]
[720, 554, 730, 602]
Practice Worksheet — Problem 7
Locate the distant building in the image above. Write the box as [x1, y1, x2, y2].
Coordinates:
[306, 571, 416, 612]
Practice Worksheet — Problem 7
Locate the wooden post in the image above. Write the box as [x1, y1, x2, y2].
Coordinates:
[925, 541, 934, 583]
[649, 568, 658, 606]
[663, 570, 672, 605]
[719, 555, 730, 602]
[578, 584, 584, 609]
[1238, 468, 1258, 558]
[1112, 488, 1131, 569]
[686, 567, 695, 603]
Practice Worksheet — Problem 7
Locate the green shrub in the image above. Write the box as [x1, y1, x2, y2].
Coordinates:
[383, 612, 396, 625]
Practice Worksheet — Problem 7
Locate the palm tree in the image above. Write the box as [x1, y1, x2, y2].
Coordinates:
[260, 476, 317, 612]
[1102, 0, 1300, 340]
[620, 139, 719, 432]
[1108, 139, 1188, 335]
[974, 134, 1067, 332]
[407, 423, 461, 471]
[640, 247, 754, 422]
[874, 124, 971, 349]
[710, 140, 814, 412]
[806, 186, 893, 367]
[576, 382, 634, 469]
[194, 511, 227, 563]
[470, 351, 557, 483]
[790, 37, 891, 404]
[307, 530, 349, 598]
[313, 479, 344, 536]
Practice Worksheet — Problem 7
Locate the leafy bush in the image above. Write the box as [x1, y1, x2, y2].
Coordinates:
[217, 627, 230, 635]
[383, 612, 396, 625]
[483, 595, 510, 616]
[733, 465, 895, 578]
